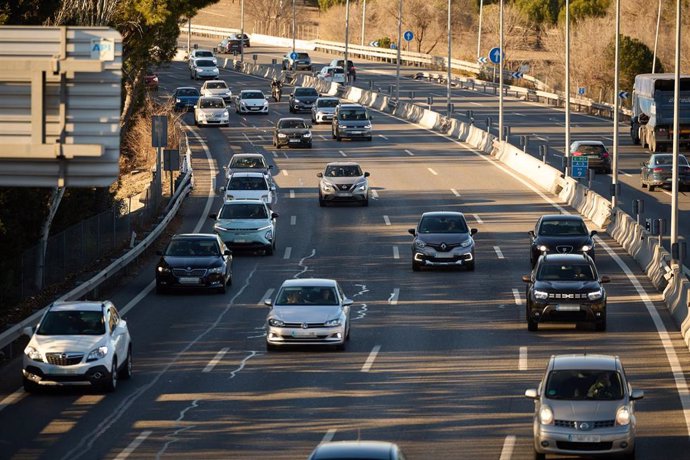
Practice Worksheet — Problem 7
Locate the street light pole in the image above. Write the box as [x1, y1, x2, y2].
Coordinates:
[670, 0, 682, 260]
[240, 0, 245, 63]
[292, 0, 296, 56]
[447, 0, 452, 116]
[652, 0, 662, 73]
[345, 0, 350, 84]
[187, 18, 191, 57]
[361, 0, 366, 46]
[565, 0, 571, 177]
[477, 0, 483, 60]
[498, 0, 503, 142]
[612, 0, 621, 208]
[396, 0, 402, 101]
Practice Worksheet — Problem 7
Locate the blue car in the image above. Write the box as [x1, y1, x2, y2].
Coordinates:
[173, 86, 200, 112]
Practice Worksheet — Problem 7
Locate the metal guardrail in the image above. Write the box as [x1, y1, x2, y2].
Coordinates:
[0, 134, 194, 353]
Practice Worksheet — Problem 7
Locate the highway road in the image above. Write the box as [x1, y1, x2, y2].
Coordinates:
[0, 43, 690, 459]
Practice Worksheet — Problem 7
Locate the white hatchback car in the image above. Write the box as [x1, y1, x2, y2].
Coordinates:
[194, 96, 229, 127]
[188, 49, 217, 67]
[22, 301, 132, 393]
[316, 66, 346, 84]
[235, 89, 269, 114]
[222, 171, 275, 204]
[200, 79, 232, 103]
[190, 58, 220, 80]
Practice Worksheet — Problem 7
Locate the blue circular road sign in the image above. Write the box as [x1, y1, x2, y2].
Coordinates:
[403, 31, 414, 42]
[489, 47, 503, 64]
[290, 51, 298, 60]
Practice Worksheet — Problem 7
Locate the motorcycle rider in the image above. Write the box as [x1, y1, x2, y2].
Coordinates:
[271, 77, 283, 101]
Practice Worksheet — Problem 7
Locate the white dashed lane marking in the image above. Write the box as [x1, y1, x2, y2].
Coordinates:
[203, 348, 229, 373]
[473, 213, 483, 224]
[283, 247, 292, 259]
[393, 246, 399, 259]
[451, 188, 461, 197]
[259, 288, 274, 305]
[290, 216, 296, 225]
[428, 168, 438, 176]
[512, 288, 522, 305]
[383, 215, 391, 226]
[494, 246, 505, 259]
[361, 345, 381, 372]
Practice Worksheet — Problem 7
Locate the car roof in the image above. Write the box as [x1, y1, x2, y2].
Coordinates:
[551, 354, 619, 371]
[316, 97, 340, 101]
[231, 153, 264, 159]
[420, 211, 465, 218]
[540, 253, 592, 264]
[280, 278, 337, 288]
[228, 172, 267, 178]
[172, 233, 218, 240]
[325, 161, 362, 167]
[338, 103, 364, 109]
[49, 301, 108, 312]
[222, 199, 266, 205]
[278, 117, 306, 122]
[571, 140, 605, 146]
[175, 86, 198, 91]
[203, 79, 226, 84]
[198, 96, 223, 101]
[540, 214, 585, 222]
[310, 441, 398, 459]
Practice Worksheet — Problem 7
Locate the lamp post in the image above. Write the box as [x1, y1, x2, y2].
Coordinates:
[292, 0, 296, 57]
[396, 0, 402, 101]
[240, 0, 245, 63]
[361, 0, 366, 46]
[612, 0, 620, 208]
[670, 0, 682, 261]
[564, 0, 571, 177]
[447, 0, 452, 116]
[477, 0, 483, 60]
[345, 0, 350, 84]
[652, 0, 662, 73]
[498, 0, 503, 142]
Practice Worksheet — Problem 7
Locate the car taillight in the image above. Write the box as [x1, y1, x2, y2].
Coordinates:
[602, 152, 609, 158]
[653, 168, 664, 172]
[572, 151, 583, 156]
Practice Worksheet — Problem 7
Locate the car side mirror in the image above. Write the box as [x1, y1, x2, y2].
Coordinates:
[219, 186, 226, 193]
[600, 275, 611, 283]
[224, 249, 232, 255]
[524, 389, 538, 399]
[270, 185, 277, 191]
[209, 213, 217, 219]
[156, 250, 163, 256]
[364, 172, 370, 177]
[470, 228, 478, 235]
[268, 165, 274, 169]
[528, 230, 536, 237]
[264, 299, 273, 307]
[590, 230, 598, 236]
[343, 299, 353, 306]
[408, 228, 416, 236]
[271, 212, 279, 218]
[317, 172, 323, 178]
[522, 275, 531, 283]
[22, 326, 34, 337]
[630, 389, 644, 401]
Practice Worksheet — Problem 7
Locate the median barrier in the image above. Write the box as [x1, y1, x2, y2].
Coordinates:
[492, 141, 563, 195]
[558, 178, 611, 228]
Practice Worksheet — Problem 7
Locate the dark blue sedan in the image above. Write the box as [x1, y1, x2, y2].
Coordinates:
[173, 86, 200, 112]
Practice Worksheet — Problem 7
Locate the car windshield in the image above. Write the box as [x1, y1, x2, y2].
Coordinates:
[219, 203, 268, 219]
[231, 157, 265, 169]
[537, 263, 596, 281]
[295, 88, 318, 96]
[166, 239, 220, 257]
[196, 60, 215, 67]
[206, 82, 227, 89]
[653, 155, 689, 166]
[242, 92, 264, 99]
[279, 119, 308, 129]
[575, 144, 606, 155]
[200, 99, 225, 109]
[37, 310, 105, 336]
[418, 216, 469, 234]
[196, 51, 213, 58]
[325, 165, 362, 177]
[317, 99, 339, 108]
[539, 219, 588, 236]
[276, 287, 338, 305]
[339, 109, 368, 120]
[545, 370, 624, 401]
[228, 176, 268, 190]
[177, 88, 199, 97]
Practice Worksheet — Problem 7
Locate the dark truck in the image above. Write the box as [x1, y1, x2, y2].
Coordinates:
[631, 73, 690, 152]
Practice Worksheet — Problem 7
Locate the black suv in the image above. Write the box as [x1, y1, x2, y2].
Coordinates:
[288, 87, 319, 113]
[529, 214, 596, 267]
[522, 253, 610, 331]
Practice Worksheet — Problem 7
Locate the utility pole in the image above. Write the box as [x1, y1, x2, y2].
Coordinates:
[477, 0, 483, 60]
[565, 0, 571, 177]
[670, 0, 682, 261]
[652, 0, 662, 73]
[498, 0, 503, 142]
[395, 0, 402, 102]
[345, 0, 350, 84]
[240, 0, 245, 63]
[447, 0, 452, 117]
[292, 0, 296, 57]
[612, 0, 621, 208]
[361, 0, 366, 46]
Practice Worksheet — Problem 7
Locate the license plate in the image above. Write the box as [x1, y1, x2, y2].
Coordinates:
[350, 131, 362, 134]
[179, 277, 200, 284]
[568, 434, 601, 443]
[290, 329, 316, 337]
[435, 252, 455, 259]
[289, 139, 300, 143]
[336, 192, 351, 197]
[557, 304, 580, 311]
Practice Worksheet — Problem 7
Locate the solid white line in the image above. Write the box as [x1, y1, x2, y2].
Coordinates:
[319, 135, 328, 140]
[259, 288, 274, 305]
[405, 149, 414, 156]
[203, 347, 229, 373]
[321, 429, 337, 443]
[388, 288, 400, 305]
[619, 171, 632, 177]
[451, 188, 461, 197]
[242, 133, 253, 144]
[283, 247, 292, 259]
[114, 431, 152, 460]
[428, 167, 438, 176]
[339, 150, 347, 157]
[519, 347, 528, 371]
[473, 213, 484, 224]
[0, 389, 26, 414]
[290, 215, 296, 225]
[361, 345, 381, 372]
[512, 288, 522, 305]
[393, 246, 400, 259]
[121, 280, 155, 316]
[188, 130, 218, 234]
[379, 134, 388, 140]
[494, 246, 505, 259]
[383, 215, 391, 226]
[282, 170, 288, 176]
[499, 435, 516, 460]
[289, 190, 295, 198]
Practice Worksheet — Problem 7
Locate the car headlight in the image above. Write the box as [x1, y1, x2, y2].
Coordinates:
[588, 288, 604, 300]
[24, 345, 42, 361]
[363, 123, 372, 129]
[157, 265, 171, 273]
[214, 224, 230, 232]
[321, 181, 334, 192]
[537, 244, 548, 252]
[324, 318, 342, 327]
[534, 290, 549, 300]
[277, 133, 287, 138]
[240, 101, 247, 106]
[303, 132, 312, 138]
[294, 98, 301, 103]
[581, 244, 593, 252]
[224, 91, 232, 97]
[414, 239, 426, 249]
[460, 237, 473, 248]
[86, 346, 108, 362]
[339, 125, 348, 129]
[208, 266, 225, 274]
[268, 318, 284, 327]
[176, 98, 181, 103]
[539, 405, 554, 425]
[265, 229, 273, 240]
[616, 406, 631, 426]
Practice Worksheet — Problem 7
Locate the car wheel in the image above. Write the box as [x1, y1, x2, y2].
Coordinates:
[466, 260, 475, 271]
[266, 342, 278, 352]
[336, 133, 342, 141]
[119, 346, 133, 380]
[649, 184, 656, 192]
[265, 244, 274, 256]
[155, 283, 166, 295]
[319, 197, 326, 207]
[331, 129, 336, 139]
[534, 452, 546, 460]
[22, 376, 40, 393]
[367, 136, 373, 142]
[595, 315, 607, 332]
[412, 261, 421, 271]
[276, 143, 281, 149]
[335, 341, 346, 351]
[307, 143, 312, 149]
[103, 358, 118, 393]
[361, 198, 368, 207]
[218, 282, 227, 294]
[641, 178, 647, 188]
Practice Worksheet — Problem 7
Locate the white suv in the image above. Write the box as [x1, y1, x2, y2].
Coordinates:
[22, 301, 132, 393]
[222, 172, 275, 205]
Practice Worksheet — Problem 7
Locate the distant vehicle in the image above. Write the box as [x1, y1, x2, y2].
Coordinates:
[222, 171, 275, 204]
[224, 153, 273, 180]
[273, 117, 312, 149]
[408, 211, 477, 271]
[317, 161, 369, 206]
[522, 253, 609, 331]
[332, 103, 373, 141]
[640, 153, 690, 191]
[200, 80, 232, 103]
[144, 71, 158, 91]
[235, 89, 269, 114]
[234, 33, 250, 48]
[188, 49, 217, 66]
[308, 441, 406, 460]
[194, 96, 229, 127]
[210, 199, 277, 255]
[190, 58, 219, 80]
[217, 37, 242, 54]
[311, 96, 340, 124]
[172, 86, 200, 112]
[155, 233, 233, 294]
[22, 300, 132, 393]
[528, 214, 596, 267]
[288, 86, 319, 113]
[630, 73, 690, 152]
[525, 354, 643, 459]
[282, 51, 312, 71]
[569, 140, 612, 174]
[264, 278, 352, 351]
[316, 65, 346, 84]
[329, 58, 356, 81]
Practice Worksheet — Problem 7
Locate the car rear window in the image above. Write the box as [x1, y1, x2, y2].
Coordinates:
[418, 216, 469, 234]
[539, 219, 588, 236]
[537, 263, 596, 281]
[228, 176, 268, 190]
[206, 81, 227, 89]
[576, 144, 606, 155]
[177, 88, 199, 97]
[297, 53, 310, 59]
[38, 310, 105, 336]
[166, 239, 220, 257]
[545, 370, 624, 401]
[196, 51, 213, 58]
